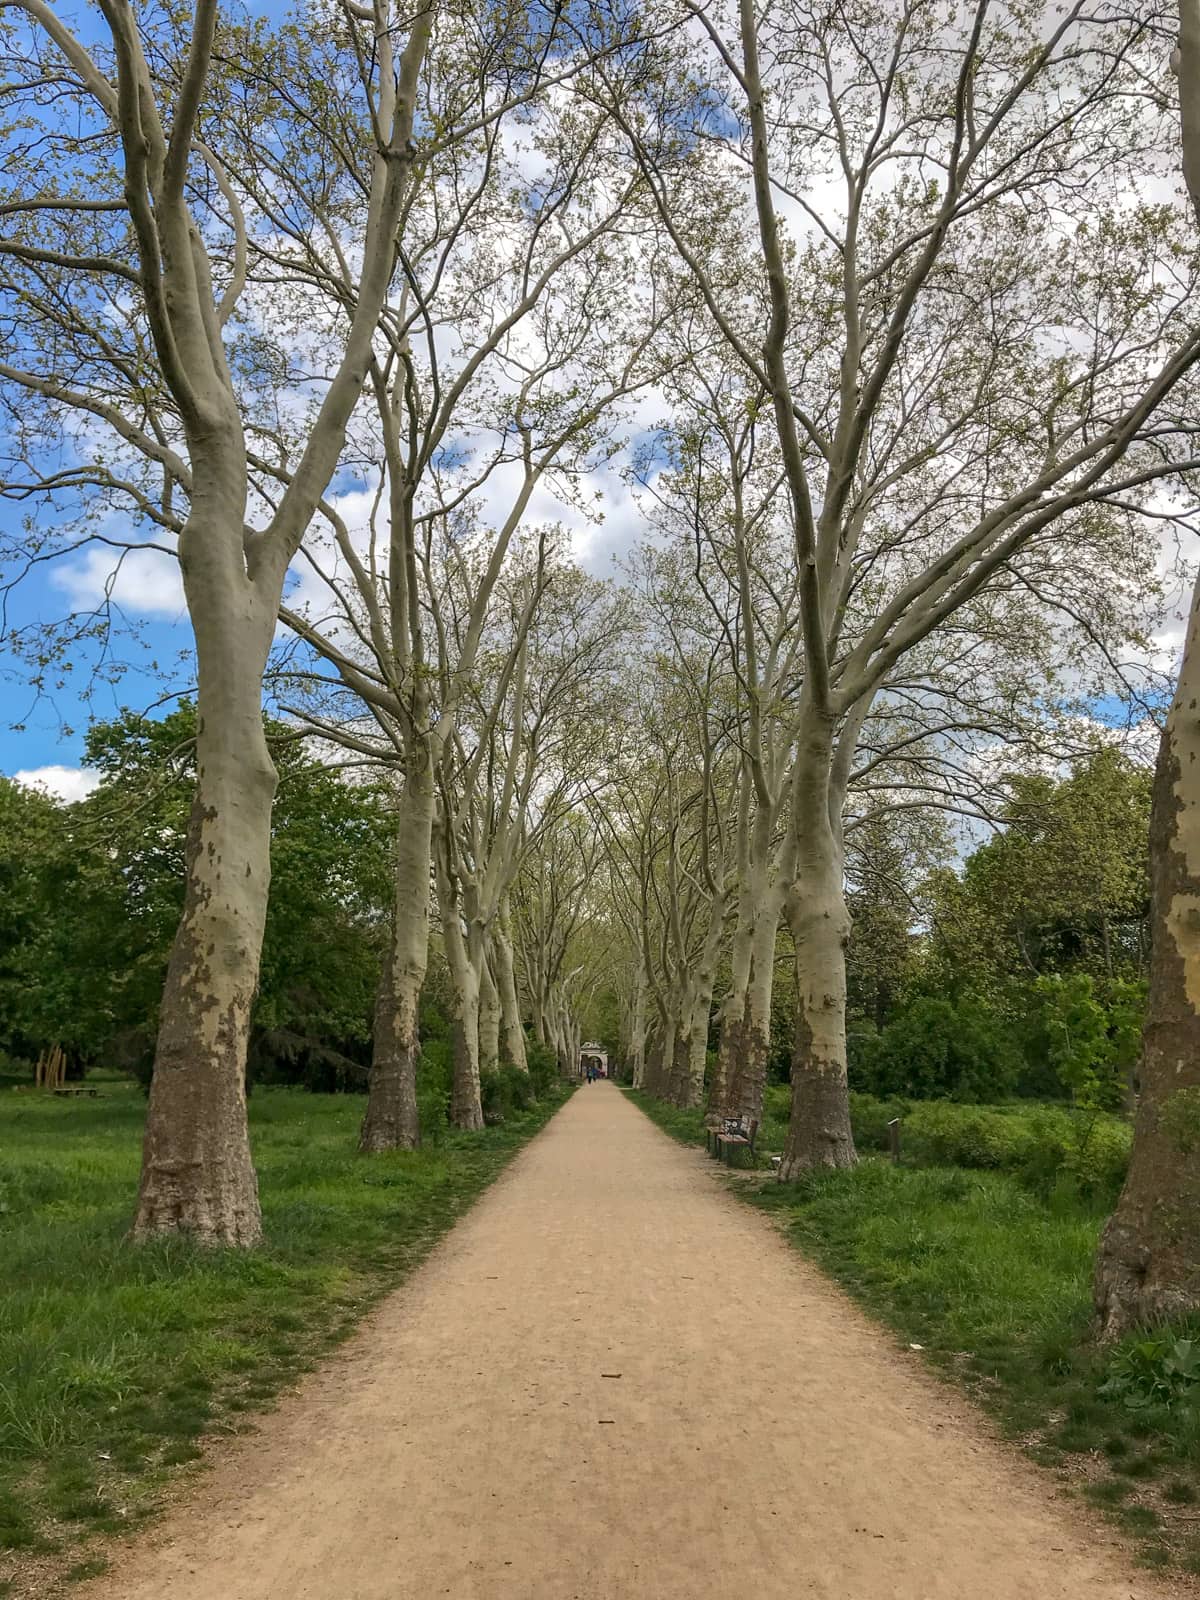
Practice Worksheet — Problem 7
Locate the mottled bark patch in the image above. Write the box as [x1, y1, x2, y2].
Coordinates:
[1095, 722, 1200, 1336]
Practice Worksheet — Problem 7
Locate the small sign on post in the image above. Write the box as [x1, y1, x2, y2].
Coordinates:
[887, 1117, 902, 1165]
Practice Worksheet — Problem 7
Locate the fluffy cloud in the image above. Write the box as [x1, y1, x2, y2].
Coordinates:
[13, 765, 100, 803]
[52, 544, 185, 620]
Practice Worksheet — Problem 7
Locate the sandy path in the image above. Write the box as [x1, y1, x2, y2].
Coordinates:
[84, 1083, 1184, 1600]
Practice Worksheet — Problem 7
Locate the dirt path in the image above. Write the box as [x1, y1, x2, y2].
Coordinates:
[85, 1085, 1184, 1600]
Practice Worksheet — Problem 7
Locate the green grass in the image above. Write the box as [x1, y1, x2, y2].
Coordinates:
[627, 1086, 1200, 1573]
[0, 1076, 570, 1576]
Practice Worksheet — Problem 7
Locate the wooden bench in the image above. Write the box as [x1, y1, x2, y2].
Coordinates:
[708, 1115, 759, 1166]
[51, 1086, 100, 1098]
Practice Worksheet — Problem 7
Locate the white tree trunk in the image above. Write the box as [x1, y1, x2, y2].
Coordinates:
[434, 831, 484, 1131]
[629, 965, 647, 1088]
[687, 986, 713, 1107]
[478, 944, 501, 1074]
[738, 894, 782, 1123]
[778, 716, 857, 1177]
[360, 759, 433, 1152]
[133, 497, 275, 1246]
[709, 897, 755, 1122]
[493, 905, 528, 1070]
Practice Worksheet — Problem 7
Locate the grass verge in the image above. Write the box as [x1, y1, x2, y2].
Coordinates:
[1, 1077, 571, 1591]
[626, 1087, 1200, 1576]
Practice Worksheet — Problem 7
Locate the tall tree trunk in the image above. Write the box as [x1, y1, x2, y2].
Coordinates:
[493, 905, 528, 1070]
[1095, 580, 1200, 1334]
[647, 1011, 671, 1096]
[683, 905, 725, 1108]
[665, 1004, 695, 1108]
[360, 760, 433, 1153]
[133, 507, 273, 1246]
[478, 945, 501, 1074]
[779, 720, 857, 1178]
[657, 990, 683, 1102]
[686, 986, 713, 1107]
[448, 950, 483, 1128]
[731, 891, 782, 1126]
[629, 965, 647, 1088]
[434, 830, 484, 1131]
[709, 913, 753, 1123]
[551, 1001, 573, 1075]
[546, 996, 567, 1074]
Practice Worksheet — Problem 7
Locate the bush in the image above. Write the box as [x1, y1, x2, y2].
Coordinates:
[861, 995, 1020, 1102]
[416, 1037, 452, 1136]
[907, 1102, 1026, 1169]
[846, 1022, 880, 1092]
[848, 1091, 908, 1151]
[1026, 974, 1141, 1112]
[1019, 1107, 1131, 1202]
[498, 1062, 536, 1116]
[526, 1041, 560, 1098]
[480, 1062, 539, 1124]
[479, 1068, 505, 1124]
[844, 1094, 1132, 1202]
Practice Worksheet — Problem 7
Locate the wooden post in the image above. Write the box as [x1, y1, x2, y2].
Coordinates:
[887, 1117, 902, 1165]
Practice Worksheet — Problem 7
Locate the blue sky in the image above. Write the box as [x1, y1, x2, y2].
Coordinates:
[0, 0, 339, 793]
[0, 0, 657, 798]
[0, 564, 195, 787]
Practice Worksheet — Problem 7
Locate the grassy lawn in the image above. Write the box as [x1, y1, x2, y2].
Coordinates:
[628, 1087, 1200, 1576]
[1, 1075, 571, 1590]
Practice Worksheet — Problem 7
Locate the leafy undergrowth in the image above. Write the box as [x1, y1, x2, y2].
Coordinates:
[627, 1087, 1200, 1576]
[0, 1075, 570, 1591]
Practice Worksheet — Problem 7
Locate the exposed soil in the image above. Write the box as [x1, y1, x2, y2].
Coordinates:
[78, 1084, 1190, 1598]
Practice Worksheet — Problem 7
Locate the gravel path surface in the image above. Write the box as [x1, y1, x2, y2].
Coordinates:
[84, 1083, 1185, 1599]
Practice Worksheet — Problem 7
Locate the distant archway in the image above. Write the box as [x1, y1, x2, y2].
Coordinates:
[579, 1043, 609, 1079]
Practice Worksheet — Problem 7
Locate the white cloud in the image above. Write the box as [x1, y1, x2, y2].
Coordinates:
[53, 544, 185, 620]
[13, 765, 100, 803]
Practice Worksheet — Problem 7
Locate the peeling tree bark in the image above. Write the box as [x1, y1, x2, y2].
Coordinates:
[434, 823, 484, 1130]
[628, 964, 647, 1087]
[133, 565, 274, 1243]
[731, 890, 783, 1127]
[778, 716, 857, 1177]
[1092, 1, 1200, 1338]
[81, 1, 435, 1243]
[478, 944, 502, 1075]
[1095, 570, 1200, 1335]
[708, 896, 754, 1122]
[645, 1010, 670, 1097]
[359, 759, 434, 1154]
[493, 902, 528, 1070]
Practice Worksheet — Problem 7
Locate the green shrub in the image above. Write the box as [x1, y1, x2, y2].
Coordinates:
[479, 1068, 505, 1124]
[479, 1062, 539, 1124]
[416, 1037, 452, 1136]
[1028, 974, 1141, 1112]
[757, 1083, 792, 1154]
[863, 996, 1020, 1102]
[907, 1102, 1025, 1169]
[503, 1062, 537, 1111]
[526, 1041, 560, 1098]
[1019, 1107, 1130, 1202]
[846, 1021, 881, 1092]
[846, 1095, 1132, 1201]
[849, 1091, 908, 1151]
